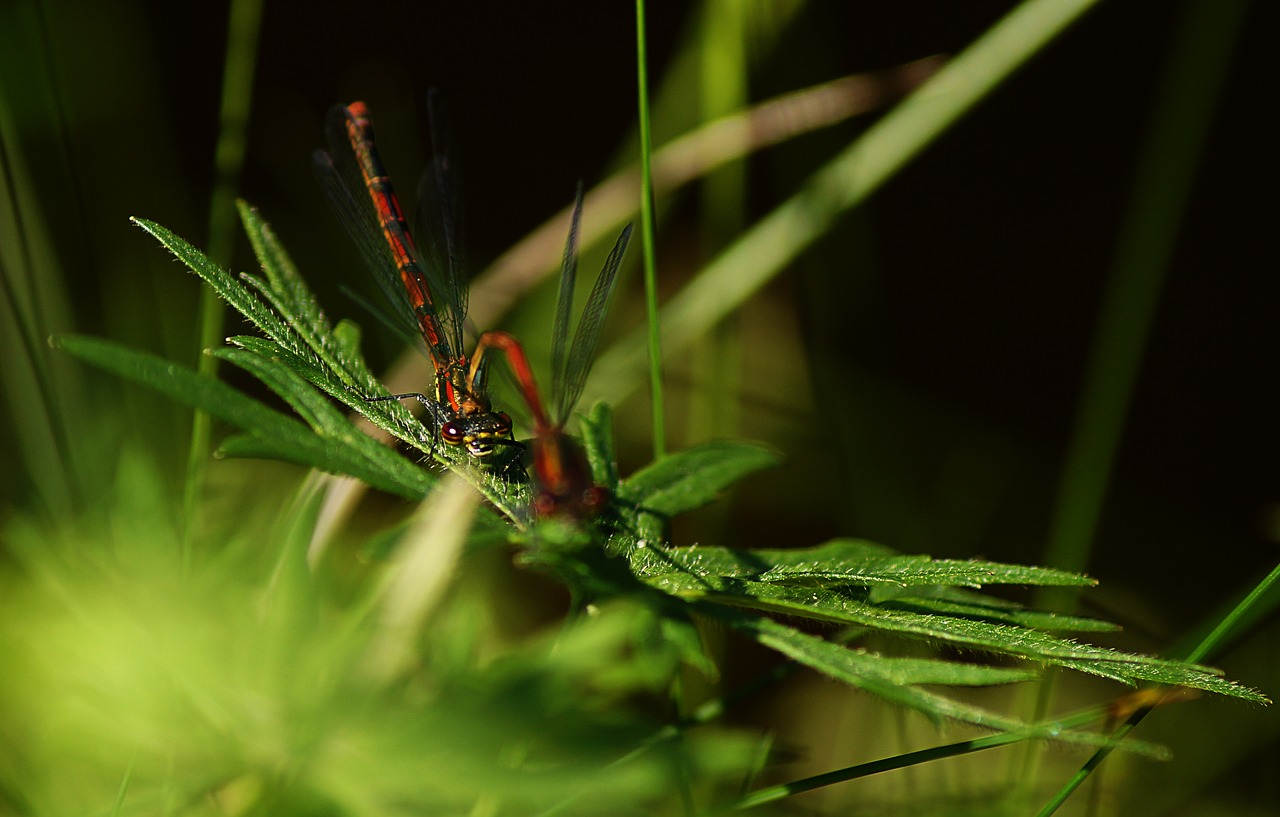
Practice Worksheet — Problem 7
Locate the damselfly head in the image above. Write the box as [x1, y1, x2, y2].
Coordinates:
[441, 411, 514, 457]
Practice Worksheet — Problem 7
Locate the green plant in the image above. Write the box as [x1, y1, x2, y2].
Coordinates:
[46, 193, 1263, 812]
[4, 0, 1273, 813]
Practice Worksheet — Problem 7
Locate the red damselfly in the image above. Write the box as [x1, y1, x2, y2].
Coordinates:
[476, 188, 632, 518]
[313, 100, 516, 458]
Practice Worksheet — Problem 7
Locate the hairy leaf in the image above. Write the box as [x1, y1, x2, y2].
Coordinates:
[667, 574, 1264, 701]
[619, 440, 781, 517]
[701, 606, 1166, 753]
[55, 334, 431, 499]
[633, 538, 1094, 589]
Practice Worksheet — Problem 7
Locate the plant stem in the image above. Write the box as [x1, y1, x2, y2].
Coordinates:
[634, 0, 666, 459]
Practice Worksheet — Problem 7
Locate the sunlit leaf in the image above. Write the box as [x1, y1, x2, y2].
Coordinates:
[634, 538, 1094, 589]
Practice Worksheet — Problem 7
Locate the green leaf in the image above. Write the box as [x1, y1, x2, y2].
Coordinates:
[333, 319, 364, 359]
[701, 606, 1163, 752]
[227, 334, 436, 456]
[215, 433, 431, 500]
[658, 613, 718, 680]
[54, 334, 432, 500]
[619, 440, 781, 517]
[579, 401, 620, 492]
[55, 333, 307, 440]
[885, 592, 1120, 633]
[131, 216, 295, 351]
[139, 210, 434, 457]
[842, 654, 1037, 687]
[212, 346, 437, 492]
[135, 211, 532, 520]
[237, 200, 317, 323]
[667, 575, 1265, 701]
[633, 538, 1095, 589]
[216, 346, 349, 434]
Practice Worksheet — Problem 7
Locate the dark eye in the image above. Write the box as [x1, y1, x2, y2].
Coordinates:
[441, 422, 465, 444]
[493, 412, 513, 435]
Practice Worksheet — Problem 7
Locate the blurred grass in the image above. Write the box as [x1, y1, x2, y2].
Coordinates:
[1026, 0, 1255, 802]
[186, 0, 264, 544]
[1037, 0, 1253, 609]
[1, 0, 1275, 814]
[590, 0, 1108, 408]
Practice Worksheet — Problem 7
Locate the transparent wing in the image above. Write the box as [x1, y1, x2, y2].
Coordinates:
[555, 222, 632, 424]
[314, 104, 454, 365]
[413, 89, 470, 358]
[550, 184, 584, 412]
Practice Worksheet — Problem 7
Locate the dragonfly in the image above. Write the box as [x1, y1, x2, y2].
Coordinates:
[313, 100, 516, 459]
[474, 188, 632, 518]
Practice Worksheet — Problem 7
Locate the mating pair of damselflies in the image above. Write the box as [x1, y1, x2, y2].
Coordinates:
[314, 100, 631, 519]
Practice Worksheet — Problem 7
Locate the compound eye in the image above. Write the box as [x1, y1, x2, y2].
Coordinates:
[493, 412, 513, 435]
[440, 422, 466, 445]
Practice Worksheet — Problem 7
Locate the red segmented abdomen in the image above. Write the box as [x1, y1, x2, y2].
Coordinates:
[342, 103, 452, 368]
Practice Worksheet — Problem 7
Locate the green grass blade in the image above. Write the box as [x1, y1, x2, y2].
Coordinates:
[688, 0, 748, 450]
[0, 11, 84, 514]
[633, 0, 666, 458]
[1038, 0, 1251, 597]
[1037, 559, 1280, 816]
[1031, 1, 1257, 809]
[1183, 560, 1280, 666]
[362, 474, 478, 682]
[715, 705, 1163, 815]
